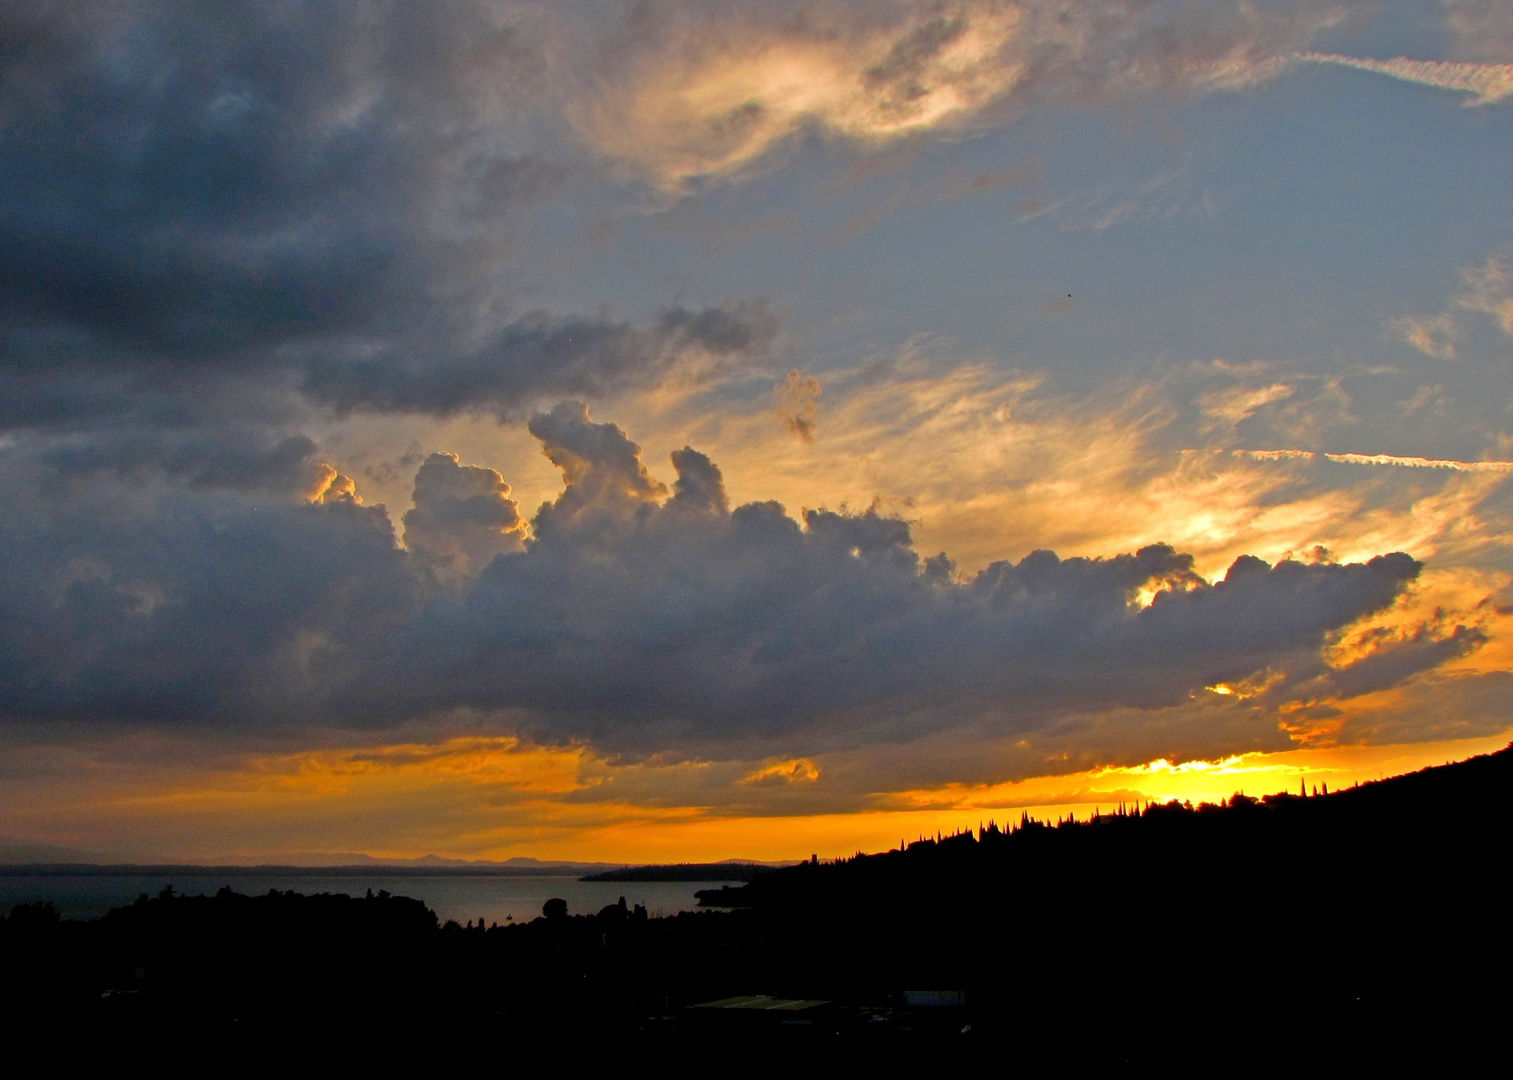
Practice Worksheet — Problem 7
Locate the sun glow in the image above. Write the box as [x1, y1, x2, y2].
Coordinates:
[2, 730, 1509, 864]
[870, 734, 1513, 838]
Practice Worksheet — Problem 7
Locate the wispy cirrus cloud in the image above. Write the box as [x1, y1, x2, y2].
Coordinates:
[1393, 256, 1513, 358]
[1442, 0, 1513, 64]
[1298, 52, 1513, 104]
[1235, 448, 1513, 473]
[569, 1, 1347, 191]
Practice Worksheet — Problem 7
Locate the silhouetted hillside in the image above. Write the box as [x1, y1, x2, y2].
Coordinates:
[681, 744, 1513, 1064]
[4, 746, 1510, 1065]
[711, 742, 1513, 912]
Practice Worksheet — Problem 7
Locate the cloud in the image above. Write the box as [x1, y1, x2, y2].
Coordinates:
[0, 3, 548, 359]
[943, 168, 1034, 199]
[1442, 0, 1513, 64]
[402, 453, 526, 585]
[1235, 448, 1513, 473]
[1393, 314, 1460, 359]
[1318, 623, 1486, 699]
[299, 301, 780, 418]
[0, 395, 1439, 764]
[1, 2, 1510, 860]
[0, 491, 423, 726]
[742, 758, 822, 786]
[527, 400, 670, 534]
[570, 1, 1345, 191]
[354, 404, 1429, 756]
[669, 445, 731, 516]
[637, 352, 1412, 577]
[2, 390, 1508, 859]
[1198, 383, 1296, 431]
[777, 370, 823, 441]
[1330, 670, 1513, 745]
[571, 1, 1026, 189]
[1299, 52, 1513, 104]
[1391, 256, 1513, 362]
[44, 427, 333, 497]
[0, 0, 780, 475]
[1455, 258, 1513, 335]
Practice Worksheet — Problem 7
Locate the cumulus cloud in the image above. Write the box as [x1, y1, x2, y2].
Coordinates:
[0, 490, 423, 726]
[402, 453, 526, 585]
[340, 404, 1430, 757]
[668, 446, 731, 516]
[528, 401, 669, 535]
[0, 401, 1443, 764]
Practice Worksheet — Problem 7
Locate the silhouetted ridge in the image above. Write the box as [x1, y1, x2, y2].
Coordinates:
[701, 744, 1513, 910]
[3, 746, 1509, 1065]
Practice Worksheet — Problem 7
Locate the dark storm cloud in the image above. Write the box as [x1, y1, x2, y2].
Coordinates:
[0, 401, 1454, 756]
[1333, 671, 1513, 745]
[46, 428, 324, 495]
[0, 1, 475, 357]
[0, 494, 422, 725]
[353, 404, 1428, 753]
[0, 2, 776, 444]
[299, 301, 778, 417]
[1320, 624, 1488, 700]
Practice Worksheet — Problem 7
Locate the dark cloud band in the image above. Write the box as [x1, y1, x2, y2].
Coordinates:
[0, 402, 1447, 762]
[0, 2, 776, 433]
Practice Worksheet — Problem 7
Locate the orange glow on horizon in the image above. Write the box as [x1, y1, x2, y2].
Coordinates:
[3, 730, 1508, 865]
[512, 733, 1513, 863]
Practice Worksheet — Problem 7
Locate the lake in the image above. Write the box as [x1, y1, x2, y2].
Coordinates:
[0, 872, 737, 925]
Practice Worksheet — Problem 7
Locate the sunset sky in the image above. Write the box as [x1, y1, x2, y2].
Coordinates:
[3, 0, 1512, 863]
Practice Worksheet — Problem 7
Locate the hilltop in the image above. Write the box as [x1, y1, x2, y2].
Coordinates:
[3, 745, 1508, 1065]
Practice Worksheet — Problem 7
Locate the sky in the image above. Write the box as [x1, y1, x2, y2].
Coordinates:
[2, 0, 1512, 863]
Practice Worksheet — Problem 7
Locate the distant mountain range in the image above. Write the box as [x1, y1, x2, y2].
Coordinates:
[0, 839, 115, 865]
[582, 860, 801, 882]
[0, 842, 799, 877]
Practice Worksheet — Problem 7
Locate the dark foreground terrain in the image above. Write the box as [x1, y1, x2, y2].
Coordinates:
[4, 746, 1510, 1066]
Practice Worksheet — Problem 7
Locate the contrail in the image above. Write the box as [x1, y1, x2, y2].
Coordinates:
[1234, 449, 1513, 474]
[1297, 53, 1513, 105]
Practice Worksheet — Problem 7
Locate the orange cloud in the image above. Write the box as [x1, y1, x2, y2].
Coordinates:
[571, 3, 1340, 192]
[742, 759, 822, 786]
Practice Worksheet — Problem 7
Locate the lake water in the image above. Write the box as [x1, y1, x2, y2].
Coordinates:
[0, 873, 736, 925]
